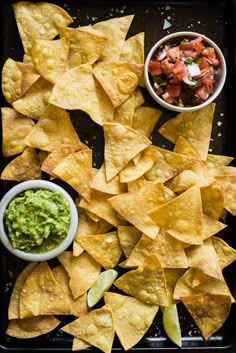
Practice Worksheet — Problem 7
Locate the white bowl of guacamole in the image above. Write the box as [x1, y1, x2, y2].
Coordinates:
[0, 180, 78, 261]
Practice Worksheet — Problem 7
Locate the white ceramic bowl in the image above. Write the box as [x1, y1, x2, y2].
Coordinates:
[144, 31, 226, 112]
[0, 180, 78, 261]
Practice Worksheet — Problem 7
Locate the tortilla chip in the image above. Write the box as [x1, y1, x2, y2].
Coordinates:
[212, 236, 236, 269]
[126, 229, 188, 269]
[19, 262, 72, 318]
[201, 183, 224, 220]
[132, 107, 162, 137]
[205, 153, 234, 170]
[1, 147, 41, 181]
[117, 226, 142, 259]
[25, 104, 82, 152]
[113, 93, 135, 126]
[58, 26, 107, 67]
[6, 316, 60, 339]
[181, 293, 231, 340]
[73, 240, 84, 257]
[78, 231, 122, 269]
[93, 62, 143, 108]
[8, 263, 38, 320]
[94, 78, 114, 123]
[103, 122, 151, 181]
[58, 251, 101, 299]
[62, 304, 115, 353]
[31, 36, 70, 84]
[12, 1, 73, 54]
[12, 77, 53, 120]
[91, 164, 127, 195]
[1, 107, 35, 157]
[104, 292, 158, 351]
[158, 103, 215, 161]
[133, 87, 145, 108]
[201, 214, 227, 240]
[109, 182, 167, 239]
[53, 149, 92, 201]
[114, 254, 168, 305]
[86, 15, 134, 61]
[215, 175, 236, 215]
[144, 146, 196, 183]
[72, 338, 91, 351]
[149, 186, 203, 245]
[173, 136, 201, 159]
[52, 265, 88, 317]
[49, 63, 102, 126]
[2, 58, 40, 104]
[164, 268, 186, 305]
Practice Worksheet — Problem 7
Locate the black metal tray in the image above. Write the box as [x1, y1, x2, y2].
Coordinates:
[1, 0, 236, 352]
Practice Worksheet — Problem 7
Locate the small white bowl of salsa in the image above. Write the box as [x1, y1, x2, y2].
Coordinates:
[0, 180, 78, 262]
[144, 31, 226, 112]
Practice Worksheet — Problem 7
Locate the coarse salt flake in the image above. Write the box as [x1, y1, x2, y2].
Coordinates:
[163, 19, 171, 29]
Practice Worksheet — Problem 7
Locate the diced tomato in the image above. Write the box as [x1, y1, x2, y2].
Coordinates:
[161, 58, 173, 75]
[191, 37, 205, 54]
[195, 85, 209, 100]
[148, 61, 162, 76]
[207, 57, 220, 66]
[202, 47, 216, 58]
[166, 46, 181, 59]
[200, 75, 214, 90]
[179, 41, 194, 50]
[166, 84, 181, 97]
[171, 59, 188, 81]
[199, 56, 209, 69]
[181, 50, 199, 60]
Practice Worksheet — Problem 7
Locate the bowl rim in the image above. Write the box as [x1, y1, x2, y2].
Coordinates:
[144, 31, 227, 112]
[0, 180, 78, 261]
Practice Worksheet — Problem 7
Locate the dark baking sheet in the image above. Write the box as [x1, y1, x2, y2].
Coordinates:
[1, 0, 236, 352]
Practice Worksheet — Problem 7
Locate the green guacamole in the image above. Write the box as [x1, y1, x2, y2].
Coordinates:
[4, 189, 71, 253]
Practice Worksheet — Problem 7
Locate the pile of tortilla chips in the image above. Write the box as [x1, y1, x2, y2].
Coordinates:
[2, 1, 236, 352]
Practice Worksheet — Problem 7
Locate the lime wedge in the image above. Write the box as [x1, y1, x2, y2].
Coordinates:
[87, 269, 118, 308]
[161, 304, 182, 347]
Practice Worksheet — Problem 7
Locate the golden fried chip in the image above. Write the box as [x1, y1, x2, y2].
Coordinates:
[1, 147, 41, 181]
[73, 240, 84, 257]
[212, 236, 236, 269]
[173, 136, 201, 159]
[94, 78, 114, 123]
[114, 254, 168, 305]
[93, 62, 143, 108]
[164, 268, 186, 305]
[72, 338, 91, 351]
[49, 63, 102, 126]
[91, 164, 127, 195]
[12, 77, 53, 119]
[58, 251, 101, 299]
[8, 263, 38, 320]
[58, 26, 107, 67]
[25, 104, 82, 152]
[181, 293, 231, 340]
[31, 36, 70, 84]
[12, 1, 73, 54]
[86, 15, 134, 61]
[109, 182, 166, 239]
[6, 316, 60, 339]
[103, 122, 151, 181]
[19, 262, 71, 318]
[132, 107, 162, 137]
[2, 58, 40, 104]
[149, 186, 203, 245]
[201, 214, 227, 240]
[117, 226, 142, 259]
[201, 183, 224, 220]
[113, 93, 135, 126]
[62, 304, 115, 353]
[104, 292, 158, 351]
[215, 175, 236, 215]
[205, 153, 234, 170]
[158, 103, 215, 161]
[78, 231, 122, 269]
[1, 107, 35, 157]
[133, 87, 145, 107]
[52, 265, 88, 317]
[53, 149, 92, 201]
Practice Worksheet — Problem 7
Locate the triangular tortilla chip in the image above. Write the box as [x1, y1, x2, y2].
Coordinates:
[62, 304, 115, 353]
[12, 77, 54, 120]
[109, 182, 167, 239]
[173, 136, 201, 159]
[215, 175, 236, 216]
[93, 62, 143, 108]
[103, 122, 151, 181]
[78, 231, 122, 269]
[24, 104, 82, 152]
[1, 147, 41, 181]
[113, 93, 135, 126]
[205, 153, 234, 170]
[164, 268, 186, 305]
[53, 149, 92, 201]
[117, 226, 142, 259]
[19, 262, 72, 318]
[49, 63, 102, 126]
[212, 236, 236, 269]
[6, 316, 60, 339]
[31, 36, 70, 84]
[132, 106, 162, 137]
[201, 183, 224, 220]
[104, 292, 158, 351]
[158, 103, 215, 161]
[181, 293, 231, 340]
[58, 251, 101, 299]
[91, 164, 127, 195]
[1, 107, 35, 157]
[12, 1, 73, 54]
[149, 186, 203, 245]
[94, 78, 114, 123]
[72, 338, 91, 350]
[201, 214, 227, 240]
[2, 58, 40, 104]
[114, 254, 168, 305]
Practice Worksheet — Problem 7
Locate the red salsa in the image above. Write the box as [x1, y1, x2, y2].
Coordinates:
[148, 36, 221, 107]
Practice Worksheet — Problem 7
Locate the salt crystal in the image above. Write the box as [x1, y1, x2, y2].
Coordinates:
[165, 5, 171, 10]
[163, 19, 171, 29]
[217, 121, 222, 126]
